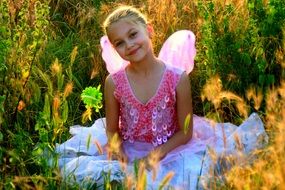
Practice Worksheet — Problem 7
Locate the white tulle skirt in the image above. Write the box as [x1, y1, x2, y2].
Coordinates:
[55, 113, 268, 189]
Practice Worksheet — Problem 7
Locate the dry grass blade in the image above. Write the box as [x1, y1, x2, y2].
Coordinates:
[158, 171, 175, 190]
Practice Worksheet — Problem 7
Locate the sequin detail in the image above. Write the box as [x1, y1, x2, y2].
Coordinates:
[112, 65, 183, 146]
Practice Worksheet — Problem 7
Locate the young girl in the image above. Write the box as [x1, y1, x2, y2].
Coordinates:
[55, 5, 267, 190]
[103, 5, 193, 166]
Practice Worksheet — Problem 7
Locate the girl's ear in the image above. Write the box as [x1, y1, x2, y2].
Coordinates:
[146, 24, 154, 38]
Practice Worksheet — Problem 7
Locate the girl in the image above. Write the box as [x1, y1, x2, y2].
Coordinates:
[56, 5, 267, 190]
[103, 5, 193, 166]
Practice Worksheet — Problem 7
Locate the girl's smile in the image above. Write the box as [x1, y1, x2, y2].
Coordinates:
[127, 47, 140, 56]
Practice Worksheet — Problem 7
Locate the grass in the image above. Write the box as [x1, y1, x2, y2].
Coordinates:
[0, 0, 284, 189]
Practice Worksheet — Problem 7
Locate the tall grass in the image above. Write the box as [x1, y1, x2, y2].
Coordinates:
[0, 0, 284, 189]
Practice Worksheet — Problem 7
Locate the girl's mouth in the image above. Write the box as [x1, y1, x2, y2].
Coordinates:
[128, 47, 139, 56]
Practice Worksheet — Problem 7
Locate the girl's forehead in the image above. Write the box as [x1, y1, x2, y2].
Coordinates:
[107, 21, 133, 37]
[108, 19, 145, 32]
[107, 20, 146, 40]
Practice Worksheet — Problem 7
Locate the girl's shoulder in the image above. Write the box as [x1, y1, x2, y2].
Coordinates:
[160, 63, 186, 90]
[109, 67, 127, 87]
[110, 67, 125, 77]
[164, 63, 185, 77]
[110, 67, 125, 79]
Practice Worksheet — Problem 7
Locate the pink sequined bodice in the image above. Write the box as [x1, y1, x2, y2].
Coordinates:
[111, 65, 183, 146]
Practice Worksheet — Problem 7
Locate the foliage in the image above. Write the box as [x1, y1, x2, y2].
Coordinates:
[0, 0, 102, 188]
[0, 0, 284, 189]
[195, 0, 285, 120]
[0, 0, 52, 185]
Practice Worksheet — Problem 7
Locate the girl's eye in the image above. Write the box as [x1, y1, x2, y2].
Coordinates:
[130, 32, 137, 38]
[115, 41, 124, 47]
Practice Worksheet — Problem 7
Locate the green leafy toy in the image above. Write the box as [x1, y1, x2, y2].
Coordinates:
[81, 85, 103, 122]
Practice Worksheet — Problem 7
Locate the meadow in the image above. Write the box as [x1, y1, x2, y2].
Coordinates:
[0, 0, 284, 189]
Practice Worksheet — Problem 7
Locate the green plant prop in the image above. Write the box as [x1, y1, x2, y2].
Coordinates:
[81, 85, 103, 123]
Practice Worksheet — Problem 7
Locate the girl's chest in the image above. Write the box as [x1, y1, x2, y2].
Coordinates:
[127, 73, 164, 105]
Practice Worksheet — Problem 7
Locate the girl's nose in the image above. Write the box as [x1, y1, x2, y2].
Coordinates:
[126, 40, 134, 49]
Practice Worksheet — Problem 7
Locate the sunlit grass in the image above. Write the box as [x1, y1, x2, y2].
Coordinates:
[1, 0, 284, 189]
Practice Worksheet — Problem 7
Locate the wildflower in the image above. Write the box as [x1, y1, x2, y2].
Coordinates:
[53, 94, 60, 111]
[94, 139, 103, 155]
[63, 82, 73, 98]
[147, 150, 161, 181]
[183, 113, 191, 134]
[50, 58, 62, 75]
[17, 100, 26, 111]
[70, 46, 78, 65]
[82, 107, 92, 123]
[201, 75, 223, 109]
[90, 68, 99, 80]
[137, 161, 147, 190]
[124, 175, 134, 190]
[21, 69, 29, 80]
[53, 94, 61, 119]
[236, 100, 248, 118]
[246, 87, 263, 110]
[278, 81, 285, 99]
[158, 171, 175, 190]
[107, 133, 121, 159]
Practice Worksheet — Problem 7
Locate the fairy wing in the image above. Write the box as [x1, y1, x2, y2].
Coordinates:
[100, 35, 129, 74]
[158, 30, 196, 74]
[100, 30, 196, 74]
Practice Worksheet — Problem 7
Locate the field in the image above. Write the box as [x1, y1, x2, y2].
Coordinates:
[0, 0, 284, 189]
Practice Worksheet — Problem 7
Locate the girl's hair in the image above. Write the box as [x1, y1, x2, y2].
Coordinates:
[103, 5, 148, 34]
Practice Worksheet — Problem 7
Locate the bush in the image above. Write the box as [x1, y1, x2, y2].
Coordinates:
[195, 0, 285, 120]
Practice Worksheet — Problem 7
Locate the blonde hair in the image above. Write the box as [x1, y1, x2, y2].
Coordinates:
[103, 6, 148, 34]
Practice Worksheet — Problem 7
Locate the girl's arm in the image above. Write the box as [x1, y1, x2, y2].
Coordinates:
[104, 75, 128, 162]
[149, 72, 193, 161]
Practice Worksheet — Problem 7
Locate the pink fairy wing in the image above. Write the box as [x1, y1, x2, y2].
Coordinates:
[158, 30, 196, 74]
[100, 35, 129, 74]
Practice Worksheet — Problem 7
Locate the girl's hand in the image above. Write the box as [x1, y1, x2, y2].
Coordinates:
[138, 156, 152, 171]
[139, 149, 165, 171]
[107, 145, 128, 163]
[106, 132, 128, 163]
[114, 149, 128, 163]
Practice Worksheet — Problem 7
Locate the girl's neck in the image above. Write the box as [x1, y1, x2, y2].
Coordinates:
[128, 55, 161, 77]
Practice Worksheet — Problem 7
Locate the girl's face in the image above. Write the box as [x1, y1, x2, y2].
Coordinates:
[107, 19, 153, 63]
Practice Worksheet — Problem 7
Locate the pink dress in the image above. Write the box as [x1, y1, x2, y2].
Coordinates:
[55, 66, 267, 190]
[55, 30, 268, 189]
[112, 65, 210, 188]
